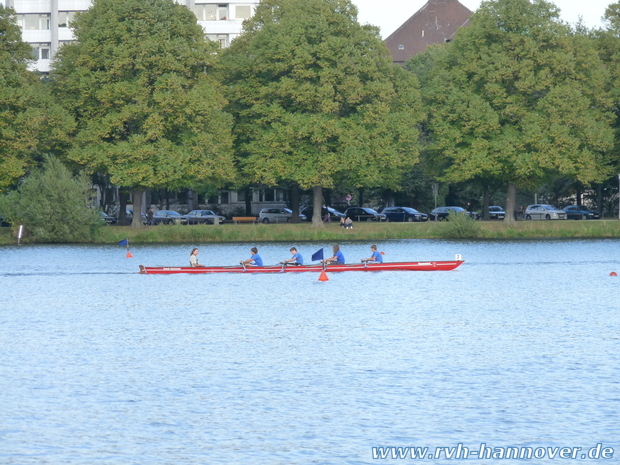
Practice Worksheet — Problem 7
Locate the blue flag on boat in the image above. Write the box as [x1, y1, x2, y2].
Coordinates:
[311, 248, 324, 261]
[118, 238, 129, 246]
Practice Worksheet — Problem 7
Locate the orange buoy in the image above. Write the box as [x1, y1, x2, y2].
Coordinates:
[126, 250, 133, 258]
[318, 270, 329, 281]
[610, 272, 617, 276]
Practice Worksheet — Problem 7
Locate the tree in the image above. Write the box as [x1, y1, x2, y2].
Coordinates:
[219, 0, 423, 226]
[0, 5, 74, 191]
[409, 0, 615, 223]
[51, 0, 235, 227]
[0, 156, 102, 242]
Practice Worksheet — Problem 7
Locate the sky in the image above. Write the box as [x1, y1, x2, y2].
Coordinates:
[351, 0, 613, 38]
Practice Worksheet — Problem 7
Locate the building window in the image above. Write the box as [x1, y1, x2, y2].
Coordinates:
[235, 5, 251, 19]
[58, 11, 77, 28]
[217, 4, 228, 20]
[398, 44, 404, 50]
[19, 14, 51, 30]
[195, 4, 217, 21]
[220, 191, 229, 204]
[206, 34, 228, 48]
[31, 43, 51, 60]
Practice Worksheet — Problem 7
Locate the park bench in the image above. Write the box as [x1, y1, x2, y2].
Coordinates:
[232, 216, 258, 224]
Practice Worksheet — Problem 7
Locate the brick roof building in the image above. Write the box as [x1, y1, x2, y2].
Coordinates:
[384, 0, 472, 65]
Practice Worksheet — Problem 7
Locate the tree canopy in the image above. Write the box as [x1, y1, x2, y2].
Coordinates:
[0, 5, 74, 191]
[50, 0, 235, 226]
[219, 0, 423, 225]
[409, 0, 615, 221]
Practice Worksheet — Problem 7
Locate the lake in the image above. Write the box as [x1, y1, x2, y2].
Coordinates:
[1, 239, 619, 464]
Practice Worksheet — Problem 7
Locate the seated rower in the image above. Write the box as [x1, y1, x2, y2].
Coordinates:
[362, 244, 383, 264]
[241, 246, 263, 267]
[323, 244, 345, 265]
[280, 247, 303, 266]
[189, 247, 205, 267]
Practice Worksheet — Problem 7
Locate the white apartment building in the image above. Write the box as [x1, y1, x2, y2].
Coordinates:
[2, 0, 259, 73]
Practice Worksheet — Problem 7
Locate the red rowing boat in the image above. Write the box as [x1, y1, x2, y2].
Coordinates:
[139, 260, 464, 274]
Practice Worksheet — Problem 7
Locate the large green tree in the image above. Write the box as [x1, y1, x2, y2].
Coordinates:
[0, 5, 74, 191]
[410, 0, 615, 223]
[51, 0, 235, 226]
[219, 0, 423, 226]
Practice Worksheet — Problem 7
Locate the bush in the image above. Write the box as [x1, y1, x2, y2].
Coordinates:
[442, 210, 481, 239]
[0, 156, 102, 242]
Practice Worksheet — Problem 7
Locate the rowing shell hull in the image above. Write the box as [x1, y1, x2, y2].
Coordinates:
[139, 260, 464, 274]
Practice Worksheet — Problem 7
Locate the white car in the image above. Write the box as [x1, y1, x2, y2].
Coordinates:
[258, 208, 306, 223]
[524, 204, 567, 220]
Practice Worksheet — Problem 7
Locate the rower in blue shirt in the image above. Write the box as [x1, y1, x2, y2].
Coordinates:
[241, 247, 263, 267]
[281, 247, 303, 265]
[363, 244, 383, 264]
[324, 244, 345, 265]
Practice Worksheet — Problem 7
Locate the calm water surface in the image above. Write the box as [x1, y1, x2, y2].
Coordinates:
[1, 239, 619, 464]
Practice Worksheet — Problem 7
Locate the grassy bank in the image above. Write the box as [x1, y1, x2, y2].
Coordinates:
[2, 220, 620, 245]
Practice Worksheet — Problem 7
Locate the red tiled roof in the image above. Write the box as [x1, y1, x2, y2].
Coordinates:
[384, 0, 472, 64]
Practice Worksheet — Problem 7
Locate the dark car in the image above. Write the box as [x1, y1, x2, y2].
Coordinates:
[430, 206, 479, 221]
[0, 216, 10, 227]
[301, 206, 345, 222]
[182, 209, 226, 225]
[153, 210, 188, 225]
[488, 206, 506, 220]
[562, 205, 600, 220]
[380, 207, 428, 222]
[115, 209, 147, 225]
[98, 211, 116, 225]
[343, 207, 387, 222]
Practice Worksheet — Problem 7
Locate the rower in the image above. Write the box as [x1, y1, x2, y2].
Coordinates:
[280, 247, 304, 266]
[323, 244, 345, 265]
[241, 246, 263, 267]
[189, 247, 205, 267]
[362, 245, 383, 264]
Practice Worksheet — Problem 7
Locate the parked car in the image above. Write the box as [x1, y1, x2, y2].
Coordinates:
[378, 206, 428, 222]
[524, 204, 567, 220]
[343, 207, 387, 222]
[116, 208, 147, 225]
[0, 216, 10, 227]
[562, 205, 600, 220]
[258, 208, 306, 224]
[488, 206, 506, 220]
[153, 210, 188, 225]
[430, 206, 479, 221]
[98, 211, 116, 225]
[182, 210, 225, 225]
[301, 206, 345, 222]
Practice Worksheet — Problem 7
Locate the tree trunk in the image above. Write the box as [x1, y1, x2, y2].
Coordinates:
[290, 183, 301, 223]
[119, 191, 128, 225]
[482, 185, 490, 221]
[132, 189, 144, 228]
[312, 185, 324, 227]
[244, 187, 252, 216]
[187, 189, 194, 211]
[597, 183, 603, 217]
[504, 182, 517, 225]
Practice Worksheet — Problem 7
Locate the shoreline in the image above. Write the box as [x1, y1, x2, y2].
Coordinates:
[2, 220, 620, 244]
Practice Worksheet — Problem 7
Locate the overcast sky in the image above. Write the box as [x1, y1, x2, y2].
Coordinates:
[351, 0, 612, 38]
